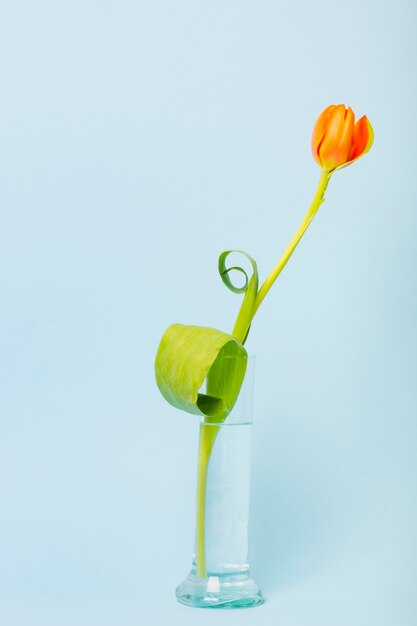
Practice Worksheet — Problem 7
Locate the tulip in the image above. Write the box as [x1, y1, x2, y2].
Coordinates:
[312, 104, 374, 172]
[156, 105, 375, 584]
[252, 105, 374, 317]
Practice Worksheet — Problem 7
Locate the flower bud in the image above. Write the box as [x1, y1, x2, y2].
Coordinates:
[312, 104, 374, 171]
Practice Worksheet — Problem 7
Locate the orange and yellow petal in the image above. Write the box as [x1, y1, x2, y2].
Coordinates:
[349, 116, 371, 161]
[318, 105, 350, 170]
[311, 104, 336, 166]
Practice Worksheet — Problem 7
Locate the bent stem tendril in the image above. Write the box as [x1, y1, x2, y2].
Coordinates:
[195, 169, 332, 579]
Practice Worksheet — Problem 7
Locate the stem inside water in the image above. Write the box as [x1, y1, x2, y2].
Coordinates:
[196, 423, 220, 579]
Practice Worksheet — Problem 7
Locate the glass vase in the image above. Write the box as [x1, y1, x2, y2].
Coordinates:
[175, 356, 264, 608]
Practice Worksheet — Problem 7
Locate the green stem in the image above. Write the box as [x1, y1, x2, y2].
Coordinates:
[195, 461, 207, 578]
[195, 422, 220, 579]
[252, 169, 332, 319]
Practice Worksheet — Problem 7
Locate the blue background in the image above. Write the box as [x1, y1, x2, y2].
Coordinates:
[0, 1, 416, 624]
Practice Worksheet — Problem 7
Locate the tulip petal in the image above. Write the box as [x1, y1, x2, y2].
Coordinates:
[336, 116, 374, 170]
[364, 118, 374, 154]
[318, 104, 351, 170]
[350, 116, 373, 161]
[311, 104, 336, 166]
[333, 106, 355, 164]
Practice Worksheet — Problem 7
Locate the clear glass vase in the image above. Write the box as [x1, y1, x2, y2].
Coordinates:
[175, 356, 264, 608]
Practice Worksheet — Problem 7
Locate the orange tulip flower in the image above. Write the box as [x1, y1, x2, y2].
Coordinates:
[311, 104, 374, 172]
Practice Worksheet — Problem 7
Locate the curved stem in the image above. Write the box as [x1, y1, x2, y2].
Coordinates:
[251, 169, 332, 319]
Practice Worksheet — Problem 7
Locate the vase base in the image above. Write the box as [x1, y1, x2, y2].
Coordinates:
[175, 569, 264, 609]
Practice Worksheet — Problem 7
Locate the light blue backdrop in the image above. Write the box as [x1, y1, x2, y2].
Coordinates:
[0, 1, 415, 625]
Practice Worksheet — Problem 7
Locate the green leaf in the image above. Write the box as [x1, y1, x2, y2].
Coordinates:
[155, 323, 247, 420]
[218, 250, 259, 344]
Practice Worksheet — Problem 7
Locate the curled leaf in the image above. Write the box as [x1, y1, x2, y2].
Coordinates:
[218, 250, 259, 344]
[155, 323, 247, 421]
